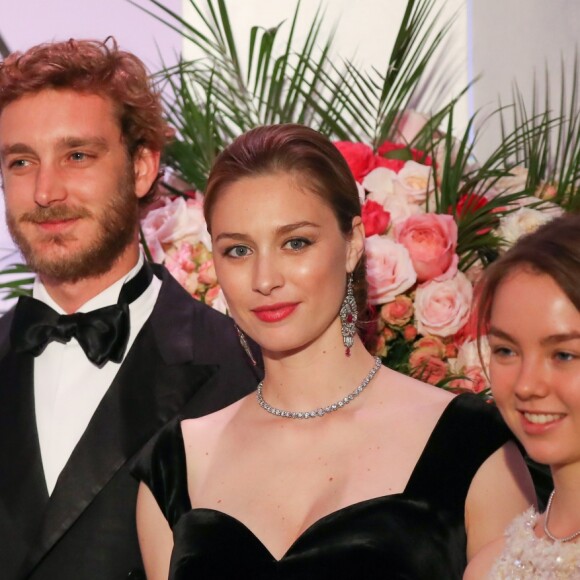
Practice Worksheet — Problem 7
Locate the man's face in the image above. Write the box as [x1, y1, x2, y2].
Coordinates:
[0, 89, 144, 283]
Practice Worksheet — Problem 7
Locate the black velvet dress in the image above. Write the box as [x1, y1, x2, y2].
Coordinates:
[132, 393, 511, 579]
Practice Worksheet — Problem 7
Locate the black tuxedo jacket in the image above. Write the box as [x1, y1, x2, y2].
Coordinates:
[0, 264, 262, 580]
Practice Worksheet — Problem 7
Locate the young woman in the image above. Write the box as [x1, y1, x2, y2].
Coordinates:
[133, 124, 535, 579]
[465, 213, 580, 578]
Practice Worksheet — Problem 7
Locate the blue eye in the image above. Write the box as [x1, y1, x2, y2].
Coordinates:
[285, 238, 310, 250]
[555, 351, 576, 362]
[8, 159, 29, 169]
[70, 152, 87, 161]
[226, 245, 252, 258]
[491, 346, 515, 358]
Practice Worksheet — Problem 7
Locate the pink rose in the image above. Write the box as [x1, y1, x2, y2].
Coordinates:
[167, 242, 196, 272]
[392, 109, 430, 144]
[365, 235, 417, 305]
[141, 196, 212, 262]
[204, 286, 229, 314]
[409, 352, 448, 385]
[165, 255, 199, 295]
[362, 200, 391, 237]
[367, 333, 388, 358]
[414, 272, 473, 337]
[383, 327, 397, 342]
[449, 366, 488, 394]
[403, 325, 418, 341]
[413, 335, 446, 358]
[380, 295, 414, 326]
[198, 260, 217, 285]
[395, 214, 458, 282]
[334, 141, 376, 182]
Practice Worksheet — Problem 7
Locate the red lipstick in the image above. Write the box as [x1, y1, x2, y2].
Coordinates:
[252, 303, 298, 322]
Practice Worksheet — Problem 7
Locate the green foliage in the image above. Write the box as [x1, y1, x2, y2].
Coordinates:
[498, 54, 580, 211]
[131, 0, 462, 188]
[0, 264, 34, 299]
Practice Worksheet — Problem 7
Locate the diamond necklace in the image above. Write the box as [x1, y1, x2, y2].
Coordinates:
[256, 356, 382, 419]
[543, 490, 580, 543]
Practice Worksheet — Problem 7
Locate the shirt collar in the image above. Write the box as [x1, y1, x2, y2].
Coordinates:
[33, 253, 145, 314]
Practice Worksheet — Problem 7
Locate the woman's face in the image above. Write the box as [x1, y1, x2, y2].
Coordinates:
[489, 268, 580, 468]
[210, 172, 363, 358]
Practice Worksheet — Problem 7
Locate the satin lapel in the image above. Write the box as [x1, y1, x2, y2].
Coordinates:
[0, 349, 48, 577]
[21, 315, 217, 575]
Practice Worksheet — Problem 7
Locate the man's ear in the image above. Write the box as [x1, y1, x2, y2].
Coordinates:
[133, 147, 161, 199]
[346, 216, 365, 273]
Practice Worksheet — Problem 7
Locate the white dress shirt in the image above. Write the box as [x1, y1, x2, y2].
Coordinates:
[33, 255, 161, 494]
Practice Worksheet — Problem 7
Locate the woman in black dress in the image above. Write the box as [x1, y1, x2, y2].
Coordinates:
[133, 124, 535, 579]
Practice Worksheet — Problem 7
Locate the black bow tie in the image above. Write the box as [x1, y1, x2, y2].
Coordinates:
[10, 262, 154, 367]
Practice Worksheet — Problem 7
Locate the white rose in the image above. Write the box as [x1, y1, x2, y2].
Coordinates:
[513, 195, 565, 218]
[363, 167, 397, 202]
[455, 338, 490, 372]
[380, 191, 423, 226]
[393, 161, 435, 205]
[498, 207, 552, 249]
[485, 166, 528, 199]
[356, 182, 366, 206]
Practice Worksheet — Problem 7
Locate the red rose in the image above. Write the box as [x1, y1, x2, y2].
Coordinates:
[454, 193, 488, 218]
[374, 155, 407, 173]
[362, 200, 391, 237]
[452, 193, 493, 235]
[334, 141, 377, 182]
[377, 141, 433, 169]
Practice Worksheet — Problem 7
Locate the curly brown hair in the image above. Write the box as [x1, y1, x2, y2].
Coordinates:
[0, 37, 172, 204]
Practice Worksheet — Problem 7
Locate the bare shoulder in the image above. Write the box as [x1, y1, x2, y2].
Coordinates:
[181, 394, 251, 441]
[464, 536, 505, 579]
[465, 440, 535, 559]
[372, 366, 454, 416]
[360, 366, 457, 452]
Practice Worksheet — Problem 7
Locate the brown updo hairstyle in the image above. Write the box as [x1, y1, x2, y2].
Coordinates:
[476, 212, 580, 339]
[204, 123, 367, 314]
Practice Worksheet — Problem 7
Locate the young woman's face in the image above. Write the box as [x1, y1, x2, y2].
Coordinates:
[210, 172, 363, 358]
[489, 268, 580, 469]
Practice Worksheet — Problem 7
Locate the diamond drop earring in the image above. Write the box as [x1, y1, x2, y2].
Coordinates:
[235, 324, 257, 366]
[339, 273, 357, 357]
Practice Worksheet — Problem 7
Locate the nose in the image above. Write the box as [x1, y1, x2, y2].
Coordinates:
[252, 253, 284, 296]
[512, 356, 550, 400]
[33, 164, 67, 207]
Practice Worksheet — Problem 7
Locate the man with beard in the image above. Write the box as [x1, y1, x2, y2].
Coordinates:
[0, 38, 262, 580]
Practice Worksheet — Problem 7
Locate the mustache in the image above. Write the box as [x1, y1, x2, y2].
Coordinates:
[20, 204, 92, 224]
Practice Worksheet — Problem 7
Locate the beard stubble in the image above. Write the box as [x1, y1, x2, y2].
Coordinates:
[6, 163, 140, 283]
